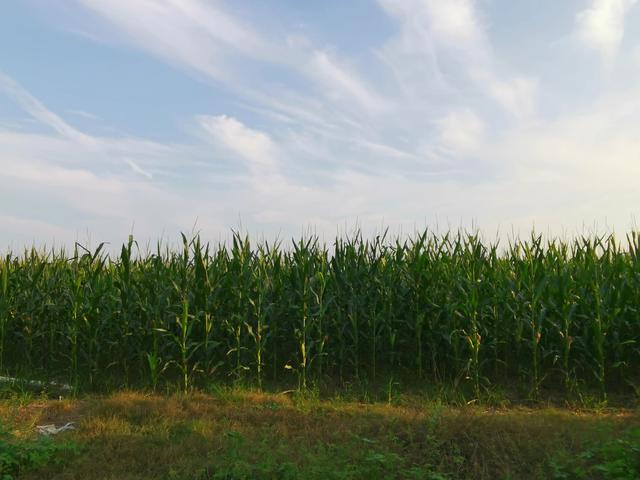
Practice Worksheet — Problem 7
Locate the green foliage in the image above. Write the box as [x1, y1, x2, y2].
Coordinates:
[1, 230, 640, 399]
[184, 431, 448, 480]
[550, 427, 640, 479]
[0, 424, 78, 479]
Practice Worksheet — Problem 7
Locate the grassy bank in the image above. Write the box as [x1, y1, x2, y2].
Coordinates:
[1, 389, 639, 479]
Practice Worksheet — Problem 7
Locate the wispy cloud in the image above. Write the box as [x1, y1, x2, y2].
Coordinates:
[309, 51, 390, 113]
[351, 138, 418, 161]
[70, 0, 382, 149]
[0, 72, 97, 146]
[124, 158, 153, 179]
[67, 109, 99, 120]
[377, 0, 538, 120]
[0, 71, 185, 178]
[0, 72, 202, 246]
[75, 0, 274, 81]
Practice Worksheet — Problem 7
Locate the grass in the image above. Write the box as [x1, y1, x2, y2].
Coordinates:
[1, 388, 638, 479]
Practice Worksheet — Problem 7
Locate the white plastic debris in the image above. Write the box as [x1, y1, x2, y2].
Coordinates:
[0, 376, 72, 391]
[36, 422, 76, 436]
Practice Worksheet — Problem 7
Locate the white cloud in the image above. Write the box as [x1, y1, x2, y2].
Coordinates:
[199, 115, 279, 171]
[0, 128, 231, 251]
[2, 159, 122, 193]
[575, 0, 639, 62]
[436, 109, 485, 156]
[482, 75, 538, 120]
[0, 215, 75, 250]
[378, 0, 484, 49]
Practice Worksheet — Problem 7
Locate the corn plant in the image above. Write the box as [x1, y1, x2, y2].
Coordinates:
[0, 255, 10, 373]
[1, 230, 639, 399]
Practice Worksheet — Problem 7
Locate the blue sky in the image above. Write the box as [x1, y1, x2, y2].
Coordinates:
[2, 0, 640, 249]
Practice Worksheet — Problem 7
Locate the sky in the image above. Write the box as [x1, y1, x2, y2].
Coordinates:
[1, 0, 640, 250]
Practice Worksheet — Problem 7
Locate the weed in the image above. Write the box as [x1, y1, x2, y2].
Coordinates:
[0, 424, 78, 479]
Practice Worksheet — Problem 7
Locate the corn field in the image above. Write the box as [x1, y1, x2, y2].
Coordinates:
[1, 231, 639, 398]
